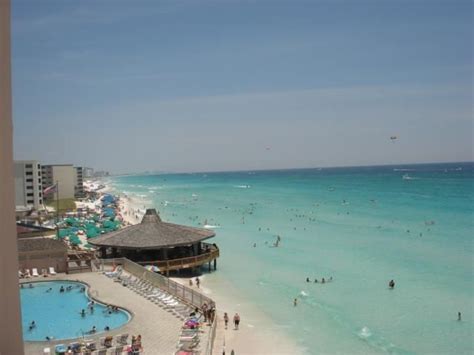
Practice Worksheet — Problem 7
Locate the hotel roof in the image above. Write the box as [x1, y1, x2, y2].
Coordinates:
[89, 209, 215, 250]
[18, 237, 67, 253]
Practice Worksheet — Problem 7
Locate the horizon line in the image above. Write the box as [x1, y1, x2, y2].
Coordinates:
[105, 160, 473, 178]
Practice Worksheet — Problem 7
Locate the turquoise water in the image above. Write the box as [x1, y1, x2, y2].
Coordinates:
[110, 163, 473, 354]
[21, 281, 130, 341]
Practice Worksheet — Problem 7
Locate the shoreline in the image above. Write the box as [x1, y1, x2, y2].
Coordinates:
[109, 183, 304, 354]
[171, 275, 304, 355]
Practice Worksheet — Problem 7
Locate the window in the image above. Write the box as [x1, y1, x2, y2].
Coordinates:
[27, 200, 34, 204]
[26, 186, 33, 190]
[37, 164, 41, 169]
[27, 193, 34, 197]
[25, 171, 33, 176]
[26, 178, 33, 182]
[25, 164, 32, 168]
[39, 192, 42, 197]
[39, 200, 42, 204]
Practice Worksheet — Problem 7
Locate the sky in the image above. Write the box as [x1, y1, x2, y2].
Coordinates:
[11, 0, 473, 174]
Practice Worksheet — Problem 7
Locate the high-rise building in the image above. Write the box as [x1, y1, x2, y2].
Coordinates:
[14, 160, 43, 209]
[83, 167, 94, 178]
[74, 167, 85, 198]
[41, 164, 75, 201]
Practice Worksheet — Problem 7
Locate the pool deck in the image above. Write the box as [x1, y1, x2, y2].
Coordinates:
[22, 272, 188, 354]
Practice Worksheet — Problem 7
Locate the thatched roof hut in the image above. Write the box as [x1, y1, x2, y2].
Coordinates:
[89, 209, 215, 250]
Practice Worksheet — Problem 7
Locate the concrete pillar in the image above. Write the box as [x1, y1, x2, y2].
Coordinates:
[0, 0, 25, 352]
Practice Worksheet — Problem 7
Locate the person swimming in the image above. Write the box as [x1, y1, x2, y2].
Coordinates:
[59, 286, 65, 293]
[29, 321, 36, 330]
[81, 309, 86, 317]
[306, 277, 310, 283]
[389, 280, 395, 289]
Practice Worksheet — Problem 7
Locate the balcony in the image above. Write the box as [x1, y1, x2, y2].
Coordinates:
[136, 243, 220, 273]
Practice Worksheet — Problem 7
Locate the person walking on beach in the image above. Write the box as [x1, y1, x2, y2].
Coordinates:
[458, 312, 462, 321]
[202, 302, 208, 322]
[294, 298, 298, 307]
[233, 313, 240, 330]
[224, 312, 229, 329]
[196, 277, 200, 288]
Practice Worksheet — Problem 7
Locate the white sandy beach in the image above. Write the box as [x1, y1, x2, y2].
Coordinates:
[113, 189, 303, 354]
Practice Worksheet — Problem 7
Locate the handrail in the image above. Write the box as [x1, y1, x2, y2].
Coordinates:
[204, 315, 217, 355]
[136, 244, 219, 271]
[99, 257, 217, 355]
[99, 257, 215, 309]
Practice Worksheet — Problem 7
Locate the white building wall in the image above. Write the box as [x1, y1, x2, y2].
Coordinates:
[51, 165, 75, 200]
[14, 160, 43, 209]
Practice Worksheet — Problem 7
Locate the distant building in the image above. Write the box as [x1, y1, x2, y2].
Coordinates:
[41, 164, 75, 201]
[74, 167, 85, 198]
[93, 170, 110, 178]
[14, 160, 43, 210]
[83, 167, 94, 178]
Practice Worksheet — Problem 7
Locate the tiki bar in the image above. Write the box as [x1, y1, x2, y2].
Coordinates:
[89, 209, 219, 275]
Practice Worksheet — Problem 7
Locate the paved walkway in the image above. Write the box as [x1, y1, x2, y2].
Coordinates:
[23, 272, 184, 354]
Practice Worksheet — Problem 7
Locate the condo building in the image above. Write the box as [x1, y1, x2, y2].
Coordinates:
[41, 164, 75, 201]
[14, 160, 43, 210]
[74, 166, 85, 198]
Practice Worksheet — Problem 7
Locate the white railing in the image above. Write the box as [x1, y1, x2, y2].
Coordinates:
[99, 258, 215, 309]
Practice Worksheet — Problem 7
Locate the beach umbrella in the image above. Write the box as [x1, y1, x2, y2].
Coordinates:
[144, 265, 160, 272]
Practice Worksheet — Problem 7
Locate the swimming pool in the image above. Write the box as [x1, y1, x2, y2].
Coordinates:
[21, 281, 130, 341]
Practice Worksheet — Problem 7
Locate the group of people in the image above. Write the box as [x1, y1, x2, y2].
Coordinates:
[306, 277, 333, 283]
[189, 277, 201, 288]
[105, 304, 120, 314]
[201, 302, 216, 324]
[223, 312, 240, 330]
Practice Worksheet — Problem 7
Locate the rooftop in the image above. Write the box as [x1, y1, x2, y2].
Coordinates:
[89, 209, 215, 250]
[17, 237, 67, 253]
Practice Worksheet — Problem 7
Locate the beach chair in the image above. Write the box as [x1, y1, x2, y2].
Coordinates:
[115, 333, 129, 346]
[43, 347, 51, 354]
[32, 268, 39, 277]
[25, 269, 31, 278]
[85, 341, 97, 352]
[112, 345, 125, 354]
[99, 337, 106, 347]
[49, 266, 57, 275]
[55, 344, 67, 354]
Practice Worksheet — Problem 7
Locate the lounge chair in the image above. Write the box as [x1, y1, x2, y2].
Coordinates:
[43, 347, 51, 354]
[115, 333, 129, 346]
[32, 268, 39, 277]
[49, 267, 57, 275]
[112, 345, 125, 354]
[54, 344, 67, 354]
[85, 341, 97, 351]
[98, 337, 106, 347]
[25, 269, 31, 278]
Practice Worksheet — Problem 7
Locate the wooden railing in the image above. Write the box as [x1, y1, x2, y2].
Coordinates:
[136, 243, 220, 272]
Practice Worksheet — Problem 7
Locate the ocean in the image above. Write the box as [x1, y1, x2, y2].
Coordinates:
[108, 162, 473, 354]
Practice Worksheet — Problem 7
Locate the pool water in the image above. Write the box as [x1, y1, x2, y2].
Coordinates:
[21, 281, 130, 341]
